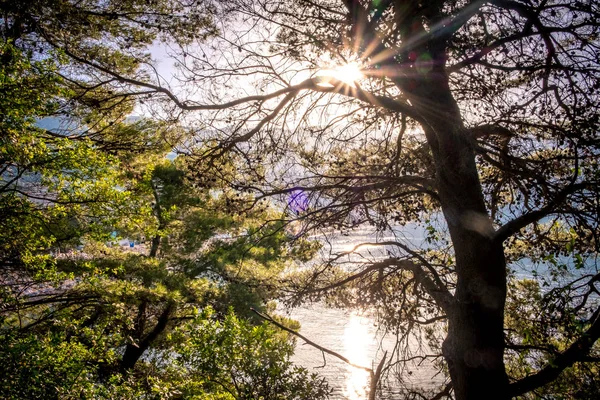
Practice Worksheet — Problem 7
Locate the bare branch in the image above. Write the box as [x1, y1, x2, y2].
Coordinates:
[251, 308, 373, 373]
[251, 307, 388, 400]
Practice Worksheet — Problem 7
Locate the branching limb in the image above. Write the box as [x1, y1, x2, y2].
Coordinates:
[508, 306, 600, 397]
[495, 182, 590, 243]
[293, 256, 453, 314]
[41, 29, 425, 126]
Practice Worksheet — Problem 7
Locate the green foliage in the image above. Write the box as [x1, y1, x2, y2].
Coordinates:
[1, 0, 218, 131]
[0, 41, 129, 276]
[1, 134, 328, 398]
[0, 323, 124, 400]
[176, 307, 330, 400]
[505, 279, 600, 399]
[0, 14, 326, 398]
[0, 305, 330, 400]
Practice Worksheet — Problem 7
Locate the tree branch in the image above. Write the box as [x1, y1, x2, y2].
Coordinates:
[508, 306, 600, 397]
[42, 28, 425, 126]
[494, 182, 589, 243]
[251, 307, 388, 400]
[250, 308, 373, 373]
[295, 256, 453, 314]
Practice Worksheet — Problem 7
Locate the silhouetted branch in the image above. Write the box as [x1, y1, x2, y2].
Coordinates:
[251, 307, 389, 400]
[495, 182, 590, 243]
[509, 306, 600, 397]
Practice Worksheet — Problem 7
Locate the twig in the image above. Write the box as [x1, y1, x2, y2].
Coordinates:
[251, 308, 372, 372]
[251, 308, 389, 399]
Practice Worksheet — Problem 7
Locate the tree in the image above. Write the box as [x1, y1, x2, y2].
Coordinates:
[57, 1, 597, 399]
[2, 0, 599, 399]
[176, 307, 330, 399]
[1, 9, 329, 396]
[0, 39, 135, 278]
[0, 121, 329, 398]
[0, 0, 217, 172]
[0, 0, 219, 273]
[107, 149, 323, 377]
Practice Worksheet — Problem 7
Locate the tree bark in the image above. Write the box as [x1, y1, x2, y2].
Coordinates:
[407, 52, 510, 399]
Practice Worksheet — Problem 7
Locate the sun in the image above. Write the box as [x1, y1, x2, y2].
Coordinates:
[336, 62, 364, 83]
[315, 62, 364, 87]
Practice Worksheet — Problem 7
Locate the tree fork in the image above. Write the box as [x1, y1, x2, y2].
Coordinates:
[121, 303, 174, 372]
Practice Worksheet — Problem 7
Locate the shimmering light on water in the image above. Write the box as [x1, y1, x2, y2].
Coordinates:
[339, 242, 381, 253]
[343, 313, 374, 400]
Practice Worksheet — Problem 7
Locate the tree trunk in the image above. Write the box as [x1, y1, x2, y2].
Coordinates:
[121, 303, 174, 372]
[408, 59, 510, 399]
[442, 231, 509, 400]
[149, 234, 161, 258]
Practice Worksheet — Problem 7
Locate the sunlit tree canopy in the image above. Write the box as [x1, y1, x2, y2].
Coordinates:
[1, 0, 599, 399]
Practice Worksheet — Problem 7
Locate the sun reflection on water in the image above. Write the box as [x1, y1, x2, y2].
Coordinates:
[343, 313, 375, 400]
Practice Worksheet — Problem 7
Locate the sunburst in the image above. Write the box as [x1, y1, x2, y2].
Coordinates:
[315, 62, 364, 87]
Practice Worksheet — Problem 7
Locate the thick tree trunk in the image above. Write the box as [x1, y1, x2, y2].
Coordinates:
[442, 232, 508, 400]
[433, 114, 509, 400]
[408, 62, 510, 399]
[347, 0, 512, 389]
